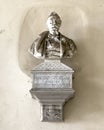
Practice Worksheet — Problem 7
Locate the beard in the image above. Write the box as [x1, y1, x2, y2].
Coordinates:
[49, 27, 59, 35]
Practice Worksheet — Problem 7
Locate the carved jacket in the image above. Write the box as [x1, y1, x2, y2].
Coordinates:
[29, 31, 77, 59]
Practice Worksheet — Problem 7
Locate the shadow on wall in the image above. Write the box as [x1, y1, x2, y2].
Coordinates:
[64, 26, 104, 123]
[18, 6, 104, 123]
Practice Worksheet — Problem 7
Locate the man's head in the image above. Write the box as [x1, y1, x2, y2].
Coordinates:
[46, 12, 62, 35]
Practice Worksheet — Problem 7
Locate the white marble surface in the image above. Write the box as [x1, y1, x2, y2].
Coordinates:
[33, 60, 73, 70]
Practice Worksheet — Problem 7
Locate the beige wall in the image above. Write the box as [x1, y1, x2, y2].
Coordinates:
[1, 0, 104, 130]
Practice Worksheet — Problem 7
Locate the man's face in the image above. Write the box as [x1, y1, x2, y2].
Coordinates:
[47, 16, 61, 35]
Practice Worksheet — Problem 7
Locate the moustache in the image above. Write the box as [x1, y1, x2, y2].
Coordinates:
[51, 25, 59, 28]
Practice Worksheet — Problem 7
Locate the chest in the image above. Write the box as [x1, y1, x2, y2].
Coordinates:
[45, 38, 61, 58]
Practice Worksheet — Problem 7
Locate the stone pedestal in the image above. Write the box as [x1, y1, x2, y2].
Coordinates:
[30, 60, 75, 122]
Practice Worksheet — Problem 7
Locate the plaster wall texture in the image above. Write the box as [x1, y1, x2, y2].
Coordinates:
[0, 0, 104, 130]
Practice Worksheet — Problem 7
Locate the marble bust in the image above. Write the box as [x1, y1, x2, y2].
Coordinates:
[29, 12, 77, 59]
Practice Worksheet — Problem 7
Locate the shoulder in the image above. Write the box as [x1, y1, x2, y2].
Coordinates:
[60, 33, 74, 44]
[33, 31, 48, 42]
[38, 31, 49, 37]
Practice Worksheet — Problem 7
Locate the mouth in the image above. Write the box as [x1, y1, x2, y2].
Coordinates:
[52, 27, 56, 29]
[51, 27, 58, 30]
[52, 26, 58, 28]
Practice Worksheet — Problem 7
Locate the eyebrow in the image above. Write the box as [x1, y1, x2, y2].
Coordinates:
[49, 18, 60, 22]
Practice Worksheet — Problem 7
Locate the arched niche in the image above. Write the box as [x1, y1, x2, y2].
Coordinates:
[18, 5, 88, 76]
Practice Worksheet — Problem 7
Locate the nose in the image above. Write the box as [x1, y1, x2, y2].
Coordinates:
[52, 19, 57, 25]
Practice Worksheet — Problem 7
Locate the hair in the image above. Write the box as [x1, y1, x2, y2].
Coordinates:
[47, 11, 62, 25]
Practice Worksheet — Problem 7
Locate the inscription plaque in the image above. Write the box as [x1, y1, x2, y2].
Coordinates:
[33, 71, 72, 88]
